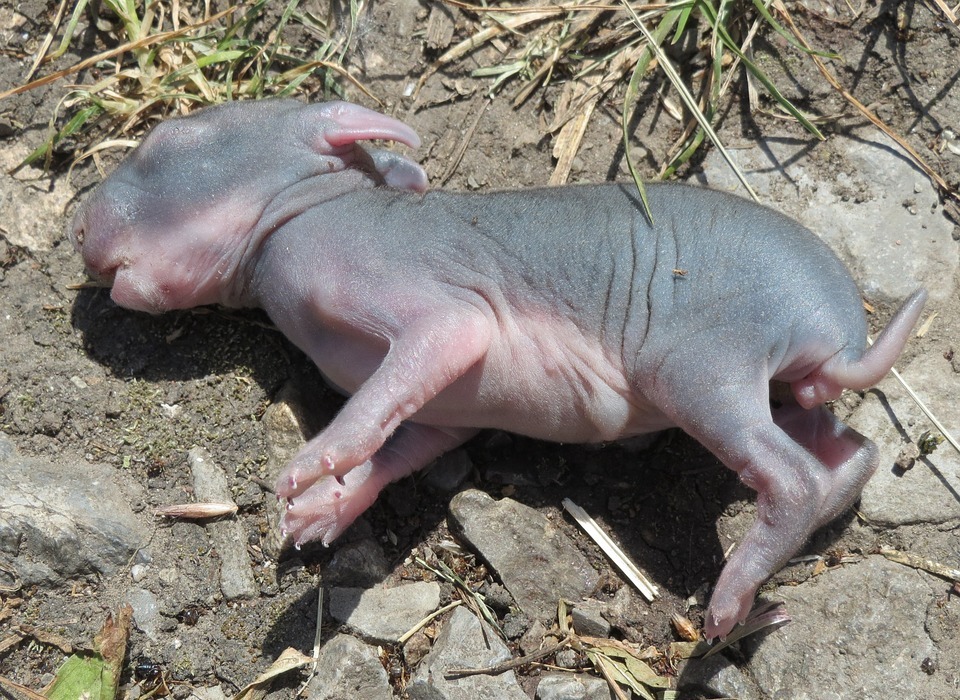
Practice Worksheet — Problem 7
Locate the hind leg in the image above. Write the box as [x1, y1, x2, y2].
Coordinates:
[647, 359, 838, 639]
[772, 398, 879, 529]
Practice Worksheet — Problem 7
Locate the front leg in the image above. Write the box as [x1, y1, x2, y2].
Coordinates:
[277, 308, 492, 500]
[281, 424, 477, 547]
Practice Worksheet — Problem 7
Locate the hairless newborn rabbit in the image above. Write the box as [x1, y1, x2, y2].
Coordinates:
[69, 99, 927, 639]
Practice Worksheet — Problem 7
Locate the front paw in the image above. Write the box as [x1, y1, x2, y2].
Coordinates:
[704, 586, 755, 640]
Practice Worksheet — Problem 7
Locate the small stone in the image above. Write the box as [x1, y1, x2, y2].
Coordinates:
[188, 448, 256, 600]
[0, 435, 147, 586]
[449, 490, 599, 621]
[306, 634, 392, 700]
[325, 537, 389, 587]
[536, 673, 620, 700]
[570, 600, 611, 638]
[555, 648, 579, 669]
[329, 581, 440, 644]
[409, 607, 527, 699]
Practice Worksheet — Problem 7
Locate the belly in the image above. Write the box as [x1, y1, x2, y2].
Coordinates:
[414, 316, 676, 443]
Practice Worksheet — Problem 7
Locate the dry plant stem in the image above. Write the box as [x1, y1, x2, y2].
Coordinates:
[418, 0, 651, 103]
[26, 0, 71, 82]
[546, 42, 648, 133]
[398, 600, 463, 644]
[412, 8, 557, 102]
[863, 336, 960, 457]
[0, 5, 239, 102]
[0, 675, 47, 700]
[777, 2, 959, 203]
[887, 365, 960, 456]
[444, 634, 575, 678]
[563, 498, 659, 601]
[880, 547, 960, 582]
[278, 60, 380, 104]
[550, 78, 601, 185]
[927, 0, 959, 25]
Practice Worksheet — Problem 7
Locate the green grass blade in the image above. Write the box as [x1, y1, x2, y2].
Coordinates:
[15, 104, 103, 171]
[751, 0, 839, 59]
[698, 0, 825, 139]
[621, 2, 691, 224]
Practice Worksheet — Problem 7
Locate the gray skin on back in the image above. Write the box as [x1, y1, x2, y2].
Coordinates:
[70, 99, 927, 639]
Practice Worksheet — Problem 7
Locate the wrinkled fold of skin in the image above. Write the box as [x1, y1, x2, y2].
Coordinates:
[69, 98, 927, 639]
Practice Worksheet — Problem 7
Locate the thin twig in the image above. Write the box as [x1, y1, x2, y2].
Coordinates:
[439, 97, 491, 185]
[880, 547, 960, 582]
[444, 634, 574, 678]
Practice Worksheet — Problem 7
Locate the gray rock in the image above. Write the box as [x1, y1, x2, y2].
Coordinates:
[305, 634, 393, 700]
[188, 686, 229, 700]
[745, 556, 953, 699]
[536, 673, 620, 700]
[554, 648, 580, 669]
[449, 490, 599, 621]
[329, 581, 441, 644]
[408, 606, 527, 700]
[126, 587, 162, 642]
[188, 448, 257, 600]
[850, 354, 960, 525]
[260, 387, 309, 558]
[570, 599, 611, 638]
[325, 537, 389, 587]
[700, 131, 957, 303]
[0, 144, 76, 251]
[678, 654, 761, 700]
[0, 434, 147, 586]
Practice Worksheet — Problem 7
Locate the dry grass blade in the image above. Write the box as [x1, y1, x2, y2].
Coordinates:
[927, 0, 959, 25]
[443, 1, 667, 13]
[886, 364, 960, 457]
[702, 600, 791, 657]
[444, 633, 574, 678]
[415, 555, 505, 637]
[233, 647, 313, 700]
[864, 334, 960, 458]
[562, 498, 659, 601]
[398, 600, 462, 645]
[412, 7, 560, 102]
[9, 1, 372, 172]
[550, 78, 601, 185]
[879, 547, 960, 582]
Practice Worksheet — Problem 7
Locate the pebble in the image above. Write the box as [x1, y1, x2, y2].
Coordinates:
[448, 489, 599, 621]
[0, 434, 147, 586]
[329, 581, 441, 644]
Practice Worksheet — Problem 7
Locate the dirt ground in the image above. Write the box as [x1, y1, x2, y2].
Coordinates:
[1, 1, 958, 697]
